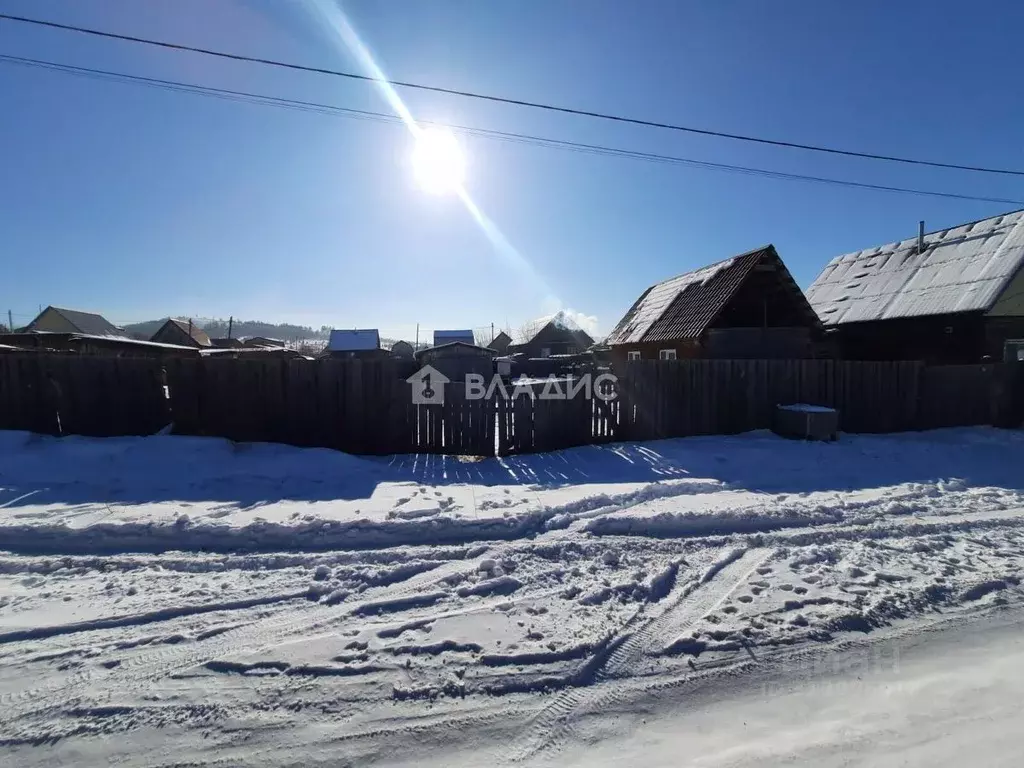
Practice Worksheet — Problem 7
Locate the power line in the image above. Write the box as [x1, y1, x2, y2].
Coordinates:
[3, 54, 1021, 207]
[2, 12, 1023, 178]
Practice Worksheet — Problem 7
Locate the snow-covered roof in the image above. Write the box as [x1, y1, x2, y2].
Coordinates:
[607, 246, 818, 345]
[611, 259, 736, 345]
[806, 210, 1024, 326]
[328, 329, 380, 352]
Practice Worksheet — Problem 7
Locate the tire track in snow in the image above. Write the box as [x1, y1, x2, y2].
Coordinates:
[511, 546, 771, 762]
[0, 551, 491, 731]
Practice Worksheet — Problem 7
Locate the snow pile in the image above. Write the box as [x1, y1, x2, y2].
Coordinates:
[1, 428, 1023, 555]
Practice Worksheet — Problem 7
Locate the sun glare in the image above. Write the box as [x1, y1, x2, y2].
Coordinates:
[411, 128, 466, 194]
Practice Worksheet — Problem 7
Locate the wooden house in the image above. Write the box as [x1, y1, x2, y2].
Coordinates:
[606, 245, 821, 362]
[150, 318, 211, 348]
[806, 212, 1024, 363]
[390, 340, 415, 359]
[487, 331, 512, 355]
[24, 306, 122, 337]
[326, 329, 390, 359]
[510, 313, 594, 358]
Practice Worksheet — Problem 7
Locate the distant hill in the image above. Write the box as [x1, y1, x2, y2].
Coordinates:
[121, 318, 330, 343]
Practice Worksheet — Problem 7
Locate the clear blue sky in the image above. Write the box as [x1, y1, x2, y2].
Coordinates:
[2, 0, 1024, 340]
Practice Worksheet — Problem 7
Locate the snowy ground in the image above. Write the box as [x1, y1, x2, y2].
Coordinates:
[1, 426, 1023, 765]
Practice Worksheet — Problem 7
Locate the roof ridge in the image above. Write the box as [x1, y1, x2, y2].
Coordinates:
[643, 244, 774, 291]
[51, 305, 108, 318]
[646, 247, 766, 342]
[835, 208, 1024, 261]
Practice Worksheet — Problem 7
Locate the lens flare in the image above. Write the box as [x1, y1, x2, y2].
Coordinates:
[411, 128, 466, 194]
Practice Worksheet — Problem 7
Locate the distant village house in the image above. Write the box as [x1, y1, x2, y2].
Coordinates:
[390, 340, 415, 359]
[326, 329, 389, 359]
[23, 306, 122, 337]
[487, 331, 512, 355]
[433, 329, 475, 346]
[149, 318, 211, 348]
[242, 337, 286, 349]
[210, 337, 243, 349]
[510, 312, 594, 358]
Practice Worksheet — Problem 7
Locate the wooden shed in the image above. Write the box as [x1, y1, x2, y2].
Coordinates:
[415, 341, 496, 383]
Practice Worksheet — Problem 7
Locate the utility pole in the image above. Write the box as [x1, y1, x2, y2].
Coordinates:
[491, 322, 495, 343]
[228, 315, 233, 339]
[188, 318, 193, 341]
[415, 323, 419, 349]
[7, 310, 12, 332]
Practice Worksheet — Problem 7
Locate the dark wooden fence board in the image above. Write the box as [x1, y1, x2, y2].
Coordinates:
[0, 355, 1018, 456]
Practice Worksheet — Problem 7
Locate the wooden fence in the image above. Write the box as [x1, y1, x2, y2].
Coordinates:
[0, 354, 1019, 456]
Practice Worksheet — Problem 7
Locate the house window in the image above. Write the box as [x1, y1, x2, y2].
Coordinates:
[627, 351, 641, 361]
[540, 347, 551, 358]
[659, 349, 677, 361]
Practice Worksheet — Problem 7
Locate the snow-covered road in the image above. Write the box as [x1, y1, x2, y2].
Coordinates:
[1, 426, 1023, 765]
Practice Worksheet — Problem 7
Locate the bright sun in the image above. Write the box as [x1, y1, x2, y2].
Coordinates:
[411, 128, 466, 194]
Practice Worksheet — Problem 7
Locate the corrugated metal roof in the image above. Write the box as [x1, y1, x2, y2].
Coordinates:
[607, 247, 775, 344]
[41, 306, 121, 336]
[328, 329, 380, 351]
[806, 209, 1024, 326]
[433, 329, 475, 345]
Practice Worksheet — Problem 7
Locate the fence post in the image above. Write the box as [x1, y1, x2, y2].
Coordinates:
[992, 362, 1024, 428]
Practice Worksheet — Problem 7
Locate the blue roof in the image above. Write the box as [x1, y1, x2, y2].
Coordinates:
[433, 329, 475, 345]
[328, 329, 380, 351]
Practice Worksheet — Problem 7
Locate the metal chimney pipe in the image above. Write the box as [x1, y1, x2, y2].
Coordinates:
[918, 220, 925, 253]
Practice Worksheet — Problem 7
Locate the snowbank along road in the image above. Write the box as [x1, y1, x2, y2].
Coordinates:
[1, 426, 1023, 765]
